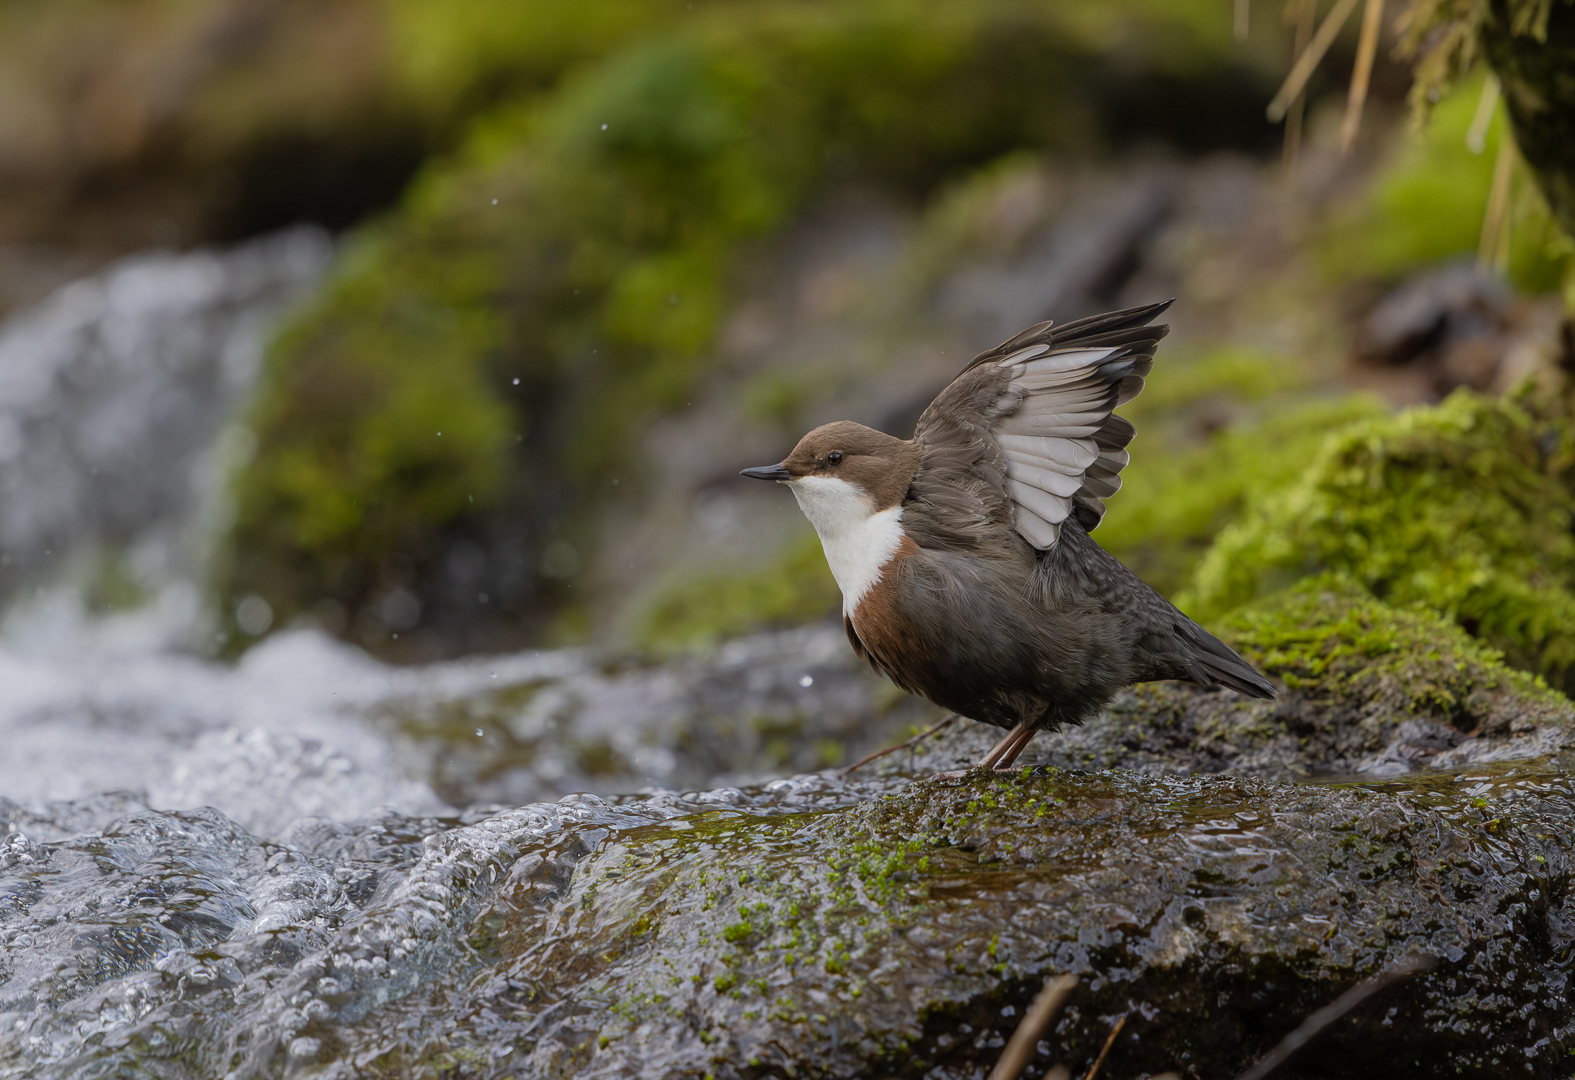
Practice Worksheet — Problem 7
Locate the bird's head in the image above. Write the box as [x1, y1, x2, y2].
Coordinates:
[741, 421, 919, 533]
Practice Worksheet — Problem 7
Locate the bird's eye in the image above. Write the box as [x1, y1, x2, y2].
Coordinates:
[827, 451, 843, 466]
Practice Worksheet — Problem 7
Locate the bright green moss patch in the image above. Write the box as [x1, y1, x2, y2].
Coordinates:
[1222, 574, 1569, 727]
[1186, 391, 1575, 690]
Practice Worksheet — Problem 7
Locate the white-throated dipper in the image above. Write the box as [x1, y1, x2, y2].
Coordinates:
[741, 302, 1276, 770]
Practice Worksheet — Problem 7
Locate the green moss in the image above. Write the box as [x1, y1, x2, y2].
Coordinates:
[226, 0, 1274, 642]
[236, 225, 513, 542]
[384, 0, 724, 126]
[1185, 391, 1575, 690]
[1317, 72, 1572, 293]
[1222, 574, 1566, 721]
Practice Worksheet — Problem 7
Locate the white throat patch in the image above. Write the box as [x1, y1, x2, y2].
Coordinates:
[788, 475, 905, 614]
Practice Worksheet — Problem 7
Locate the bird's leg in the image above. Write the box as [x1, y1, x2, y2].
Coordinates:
[975, 718, 1035, 771]
[990, 724, 1039, 771]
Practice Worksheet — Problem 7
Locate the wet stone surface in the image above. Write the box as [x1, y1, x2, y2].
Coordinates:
[2, 756, 1574, 1078]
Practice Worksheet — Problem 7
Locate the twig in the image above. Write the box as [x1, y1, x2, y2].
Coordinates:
[987, 974, 1079, 1080]
[1267, 0, 1362, 123]
[1080, 1013, 1126, 1080]
[1339, 0, 1386, 153]
[839, 715, 957, 775]
[1235, 0, 1251, 40]
[1232, 956, 1436, 1080]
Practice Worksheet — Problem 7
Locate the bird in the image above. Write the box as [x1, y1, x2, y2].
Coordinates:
[739, 301, 1276, 771]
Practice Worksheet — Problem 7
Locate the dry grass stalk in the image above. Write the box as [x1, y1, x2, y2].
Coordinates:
[1340, 0, 1388, 152]
[987, 974, 1079, 1080]
[1465, 72, 1501, 153]
[1236, 0, 1252, 39]
[1282, 0, 1318, 175]
[1268, 0, 1362, 122]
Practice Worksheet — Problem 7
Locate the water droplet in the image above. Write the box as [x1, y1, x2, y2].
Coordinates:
[512, 377, 520, 385]
[491, 198, 498, 205]
[799, 675, 814, 688]
[600, 123, 608, 130]
[236, 596, 273, 636]
[475, 728, 484, 738]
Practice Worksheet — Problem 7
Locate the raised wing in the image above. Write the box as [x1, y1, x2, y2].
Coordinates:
[911, 301, 1170, 551]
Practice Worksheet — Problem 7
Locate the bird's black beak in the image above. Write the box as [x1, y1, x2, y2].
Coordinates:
[740, 463, 792, 482]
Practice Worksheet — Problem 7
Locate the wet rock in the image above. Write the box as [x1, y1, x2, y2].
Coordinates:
[1355, 264, 1509, 370]
[2, 764, 1573, 1078]
[1351, 263, 1566, 400]
[375, 624, 933, 809]
[938, 168, 1176, 345]
[2, 568, 1573, 1077]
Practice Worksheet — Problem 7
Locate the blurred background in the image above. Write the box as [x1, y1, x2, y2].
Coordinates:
[0, 0, 1571, 823]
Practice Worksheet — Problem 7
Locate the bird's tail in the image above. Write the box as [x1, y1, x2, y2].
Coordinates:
[1184, 625, 1277, 699]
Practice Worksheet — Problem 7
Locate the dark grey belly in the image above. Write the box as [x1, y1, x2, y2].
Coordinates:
[887, 546, 1137, 730]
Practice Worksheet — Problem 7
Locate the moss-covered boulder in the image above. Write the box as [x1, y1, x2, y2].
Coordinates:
[1182, 391, 1575, 691]
[950, 577, 1575, 780]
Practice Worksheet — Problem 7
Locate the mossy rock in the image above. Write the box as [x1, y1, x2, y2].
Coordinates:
[312, 768, 1575, 1078]
[1183, 391, 1575, 691]
[1097, 391, 1386, 598]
